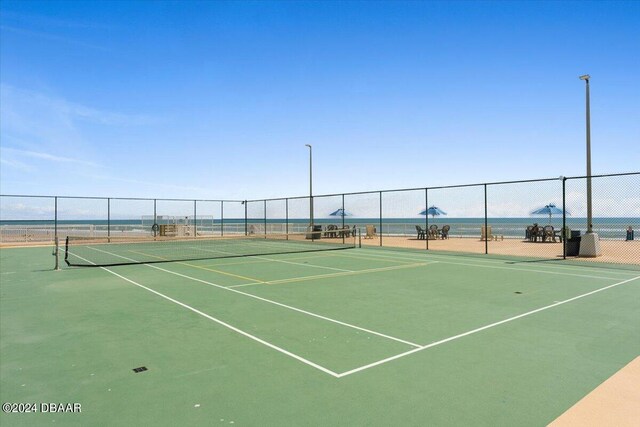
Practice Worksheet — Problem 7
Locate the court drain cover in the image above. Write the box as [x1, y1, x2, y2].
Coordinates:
[132, 366, 148, 373]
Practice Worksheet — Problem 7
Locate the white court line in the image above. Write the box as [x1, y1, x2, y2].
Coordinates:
[336, 275, 640, 378]
[340, 249, 624, 280]
[226, 262, 436, 288]
[332, 250, 622, 281]
[354, 247, 639, 276]
[67, 250, 341, 378]
[85, 246, 422, 348]
[189, 245, 353, 273]
[198, 252, 346, 268]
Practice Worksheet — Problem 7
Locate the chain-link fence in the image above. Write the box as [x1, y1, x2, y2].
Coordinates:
[2, 172, 638, 267]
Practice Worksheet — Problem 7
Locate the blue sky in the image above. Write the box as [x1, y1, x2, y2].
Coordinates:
[1, 0, 639, 202]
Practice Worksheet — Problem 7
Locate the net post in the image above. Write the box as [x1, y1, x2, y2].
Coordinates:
[64, 236, 69, 266]
[54, 237, 60, 270]
[220, 201, 224, 236]
[358, 228, 362, 248]
[484, 184, 488, 255]
[379, 191, 383, 247]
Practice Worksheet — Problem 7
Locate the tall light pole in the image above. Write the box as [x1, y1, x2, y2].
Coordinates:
[578, 74, 601, 257]
[579, 74, 593, 233]
[305, 144, 314, 230]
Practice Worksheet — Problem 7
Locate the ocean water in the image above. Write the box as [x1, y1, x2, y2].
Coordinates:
[2, 217, 638, 240]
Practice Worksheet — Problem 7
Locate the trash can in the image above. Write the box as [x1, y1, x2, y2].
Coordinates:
[565, 230, 581, 256]
[306, 225, 323, 240]
[627, 227, 635, 241]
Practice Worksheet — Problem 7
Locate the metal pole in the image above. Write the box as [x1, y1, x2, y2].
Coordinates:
[107, 198, 111, 241]
[285, 198, 289, 239]
[342, 194, 345, 244]
[582, 75, 594, 233]
[54, 196, 59, 270]
[194, 200, 197, 238]
[379, 191, 383, 247]
[305, 144, 313, 230]
[484, 184, 488, 254]
[153, 199, 157, 238]
[425, 188, 429, 250]
[221, 201, 224, 236]
[264, 199, 267, 237]
[54, 196, 58, 241]
[244, 201, 248, 236]
[562, 177, 567, 260]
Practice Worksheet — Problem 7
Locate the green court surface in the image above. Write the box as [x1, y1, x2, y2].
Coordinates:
[1, 244, 639, 426]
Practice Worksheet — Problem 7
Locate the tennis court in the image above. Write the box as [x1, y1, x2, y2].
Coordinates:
[1, 237, 639, 426]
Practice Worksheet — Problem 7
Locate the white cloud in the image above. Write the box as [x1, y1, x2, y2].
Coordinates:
[1, 84, 158, 193]
[0, 157, 34, 172]
[1, 147, 99, 167]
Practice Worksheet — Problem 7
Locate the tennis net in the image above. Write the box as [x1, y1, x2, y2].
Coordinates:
[63, 231, 358, 267]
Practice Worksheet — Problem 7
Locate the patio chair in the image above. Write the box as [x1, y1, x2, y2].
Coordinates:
[415, 225, 426, 240]
[530, 224, 540, 242]
[429, 224, 440, 239]
[324, 224, 336, 238]
[543, 225, 556, 242]
[481, 225, 492, 241]
[526, 225, 533, 241]
[441, 225, 450, 239]
[365, 225, 377, 239]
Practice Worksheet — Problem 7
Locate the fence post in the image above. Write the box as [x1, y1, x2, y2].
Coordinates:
[342, 194, 345, 244]
[54, 196, 58, 242]
[153, 199, 157, 238]
[562, 177, 567, 260]
[379, 191, 383, 247]
[264, 200, 267, 237]
[54, 196, 59, 270]
[484, 184, 488, 255]
[244, 201, 248, 236]
[425, 188, 429, 250]
[221, 201, 224, 236]
[285, 199, 289, 239]
[193, 200, 197, 238]
[107, 198, 111, 242]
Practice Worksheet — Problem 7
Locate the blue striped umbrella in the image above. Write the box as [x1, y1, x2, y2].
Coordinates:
[419, 205, 447, 218]
[530, 203, 569, 221]
[329, 208, 352, 217]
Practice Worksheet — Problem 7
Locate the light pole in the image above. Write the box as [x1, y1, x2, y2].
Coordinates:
[305, 144, 314, 230]
[579, 74, 593, 233]
[578, 74, 601, 257]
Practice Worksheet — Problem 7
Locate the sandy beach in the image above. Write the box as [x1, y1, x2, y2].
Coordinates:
[360, 235, 640, 266]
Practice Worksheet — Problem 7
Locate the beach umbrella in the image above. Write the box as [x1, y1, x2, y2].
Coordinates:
[419, 205, 447, 218]
[329, 208, 352, 217]
[530, 203, 569, 222]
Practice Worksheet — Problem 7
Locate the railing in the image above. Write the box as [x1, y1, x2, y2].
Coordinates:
[2, 172, 638, 266]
